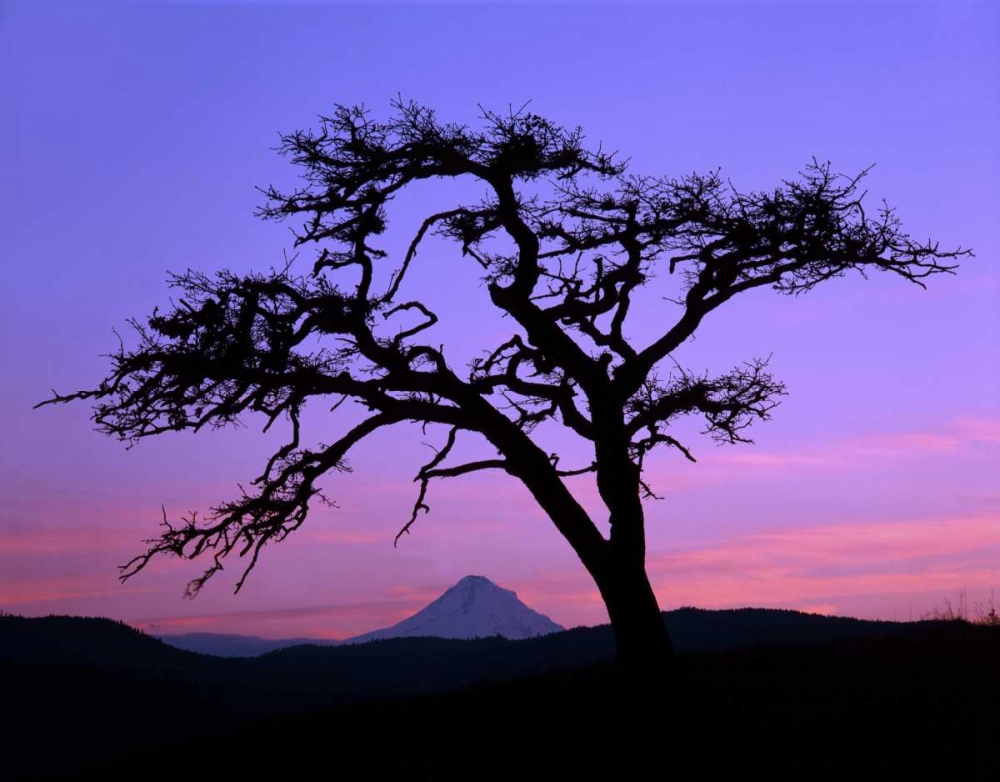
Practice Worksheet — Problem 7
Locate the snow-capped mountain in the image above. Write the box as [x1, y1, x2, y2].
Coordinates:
[346, 575, 564, 643]
[155, 576, 564, 655]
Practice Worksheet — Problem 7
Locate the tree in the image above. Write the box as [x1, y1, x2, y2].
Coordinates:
[39, 100, 968, 672]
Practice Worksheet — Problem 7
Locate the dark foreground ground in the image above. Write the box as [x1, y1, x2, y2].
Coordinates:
[4, 620, 997, 781]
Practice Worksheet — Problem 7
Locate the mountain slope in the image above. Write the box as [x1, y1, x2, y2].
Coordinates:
[346, 575, 564, 643]
[154, 632, 338, 657]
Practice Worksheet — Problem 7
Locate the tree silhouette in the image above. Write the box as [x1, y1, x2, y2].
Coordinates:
[39, 100, 968, 671]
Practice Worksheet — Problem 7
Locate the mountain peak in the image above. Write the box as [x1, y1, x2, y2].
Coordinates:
[449, 575, 510, 596]
[455, 574, 492, 586]
[347, 576, 563, 643]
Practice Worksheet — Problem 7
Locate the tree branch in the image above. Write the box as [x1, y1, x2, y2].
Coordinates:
[395, 427, 510, 545]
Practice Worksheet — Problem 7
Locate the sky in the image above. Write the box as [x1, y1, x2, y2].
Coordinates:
[1, 0, 997, 639]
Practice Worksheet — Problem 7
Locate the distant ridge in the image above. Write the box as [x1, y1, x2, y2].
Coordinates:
[2, 604, 944, 671]
[152, 632, 337, 658]
[151, 597, 906, 658]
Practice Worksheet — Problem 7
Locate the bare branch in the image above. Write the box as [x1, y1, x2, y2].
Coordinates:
[120, 411, 399, 596]
[395, 427, 510, 545]
[626, 359, 787, 445]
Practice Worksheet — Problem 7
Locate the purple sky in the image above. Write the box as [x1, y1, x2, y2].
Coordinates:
[1, 0, 997, 638]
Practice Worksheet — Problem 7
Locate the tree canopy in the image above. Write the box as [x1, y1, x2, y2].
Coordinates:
[40, 100, 968, 666]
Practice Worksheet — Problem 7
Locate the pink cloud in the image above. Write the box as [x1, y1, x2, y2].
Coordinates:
[699, 415, 1000, 474]
[650, 515, 1000, 574]
[852, 432, 962, 456]
[655, 567, 999, 617]
[839, 416, 999, 458]
[494, 514, 1000, 627]
[709, 451, 841, 469]
[646, 514, 1000, 612]
[302, 530, 386, 545]
[955, 417, 1000, 443]
[0, 575, 161, 606]
[0, 526, 134, 555]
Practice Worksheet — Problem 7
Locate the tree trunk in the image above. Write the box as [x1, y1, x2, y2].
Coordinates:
[594, 551, 674, 676]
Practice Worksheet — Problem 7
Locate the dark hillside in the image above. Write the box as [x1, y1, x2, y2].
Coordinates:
[0, 614, 201, 669]
[45, 622, 1000, 781]
[3, 611, 994, 780]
